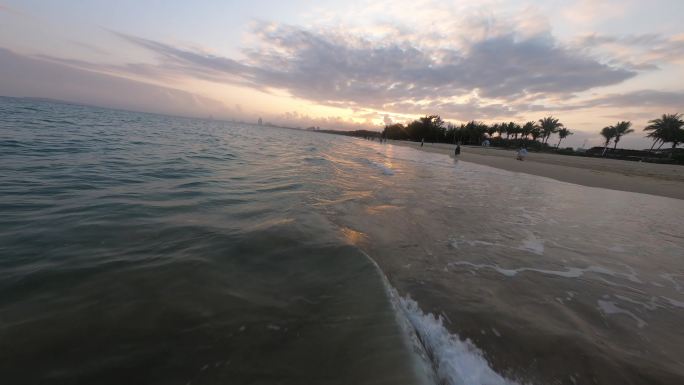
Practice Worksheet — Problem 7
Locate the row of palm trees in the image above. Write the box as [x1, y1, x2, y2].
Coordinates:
[599, 113, 684, 157]
[469, 117, 575, 147]
[381, 115, 575, 147]
[382, 113, 684, 158]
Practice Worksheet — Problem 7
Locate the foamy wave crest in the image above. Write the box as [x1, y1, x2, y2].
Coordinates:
[370, 160, 394, 175]
[396, 294, 520, 385]
[355, 157, 395, 175]
[360, 249, 518, 385]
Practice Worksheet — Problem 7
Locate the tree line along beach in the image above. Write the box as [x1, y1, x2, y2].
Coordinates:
[319, 113, 684, 199]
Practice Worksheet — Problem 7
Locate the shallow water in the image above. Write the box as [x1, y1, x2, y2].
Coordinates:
[1, 97, 683, 385]
[327, 141, 684, 385]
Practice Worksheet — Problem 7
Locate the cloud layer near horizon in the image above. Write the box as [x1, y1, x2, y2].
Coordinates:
[0, 48, 226, 118]
[103, 22, 641, 119]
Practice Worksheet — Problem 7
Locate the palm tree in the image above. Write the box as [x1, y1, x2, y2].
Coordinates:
[646, 130, 663, 152]
[530, 126, 542, 143]
[495, 123, 505, 139]
[600, 126, 616, 156]
[612, 121, 634, 150]
[539, 116, 563, 144]
[465, 120, 486, 145]
[556, 128, 573, 148]
[521, 121, 537, 141]
[508, 122, 521, 140]
[504, 122, 513, 139]
[644, 113, 684, 157]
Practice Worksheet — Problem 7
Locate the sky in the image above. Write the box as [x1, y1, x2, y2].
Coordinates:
[1, 0, 684, 148]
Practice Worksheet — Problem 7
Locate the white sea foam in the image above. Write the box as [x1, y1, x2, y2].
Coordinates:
[396, 295, 520, 385]
[662, 296, 684, 309]
[361, 249, 518, 385]
[607, 245, 626, 253]
[449, 261, 642, 283]
[372, 161, 395, 175]
[449, 233, 545, 256]
[597, 300, 647, 328]
[660, 273, 683, 293]
[614, 295, 660, 311]
[518, 231, 544, 255]
[357, 157, 395, 175]
[450, 239, 496, 249]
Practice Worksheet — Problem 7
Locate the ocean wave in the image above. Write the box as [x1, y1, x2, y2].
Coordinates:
[355, 157, 394, 175]
[395, 294, 520, 385]
[360, 249, 518, 385]
[374, 162, 395, 175]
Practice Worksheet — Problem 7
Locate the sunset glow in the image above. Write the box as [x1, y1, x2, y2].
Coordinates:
[2, 0, 684, 148]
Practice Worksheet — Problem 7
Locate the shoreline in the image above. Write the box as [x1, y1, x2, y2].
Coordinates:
[388, 140, 684, 200]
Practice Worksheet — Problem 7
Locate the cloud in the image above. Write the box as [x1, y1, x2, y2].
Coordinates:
[382, 99, 516, 120]
[581, 90, 684, 109]
[109, 32, 254, 86]
[576, 32, 684, 69]
[561, 0, 634, 25]
[271, 110, 376, 131]
[105, 22, 635, 119]
[520, 90, 684, 113]
[0, 48, 227, 118]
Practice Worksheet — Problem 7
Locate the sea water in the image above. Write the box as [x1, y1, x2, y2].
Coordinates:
[1, 97, 683, 385]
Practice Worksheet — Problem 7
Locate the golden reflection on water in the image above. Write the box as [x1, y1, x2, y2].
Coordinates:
[382, 143, 394, 170]
[311, 191, 375, 207]
[365, 205, 401, 215]
[340, 226, 367, 246]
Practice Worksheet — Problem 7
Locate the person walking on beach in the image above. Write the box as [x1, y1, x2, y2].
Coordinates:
[516, 146, 528, 161]
[455, 142, 461, 156]
[421, 138, 424, 147]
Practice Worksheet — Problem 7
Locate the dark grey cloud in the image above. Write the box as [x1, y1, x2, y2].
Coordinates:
[521, 90, 684, 112]
[111, 23, 636, 112]
[452, 34, 634, 98]
[581, 90, 684, 109]
[111, 32, 255, 86]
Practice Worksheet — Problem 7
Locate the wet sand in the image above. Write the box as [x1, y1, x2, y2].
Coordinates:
[389, 140, 684, 200]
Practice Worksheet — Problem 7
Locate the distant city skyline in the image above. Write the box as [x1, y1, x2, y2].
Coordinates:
[2, 0, 684, 148]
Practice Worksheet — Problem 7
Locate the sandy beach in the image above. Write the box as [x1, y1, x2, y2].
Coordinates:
[390, 140, 684, 200]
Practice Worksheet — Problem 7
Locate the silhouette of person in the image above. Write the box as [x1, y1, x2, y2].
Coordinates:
[516, 146, 528, 161]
